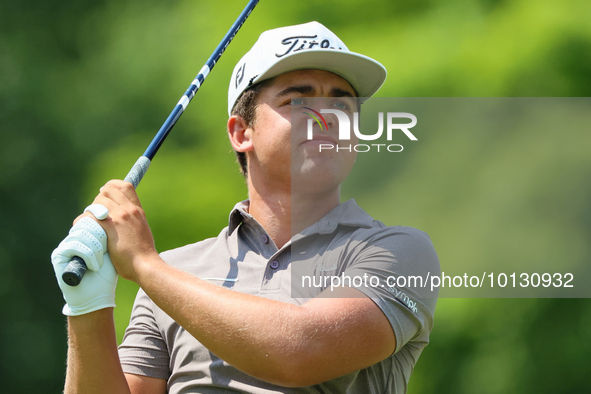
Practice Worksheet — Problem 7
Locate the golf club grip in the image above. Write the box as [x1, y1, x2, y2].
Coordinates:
[62, 257, 87, 287]
[61, 156, 151, 286]
[124, 156, 151, 188]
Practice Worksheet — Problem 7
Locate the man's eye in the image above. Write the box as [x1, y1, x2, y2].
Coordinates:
[332, 100, 351, 111]
[291, 98, 306, 106]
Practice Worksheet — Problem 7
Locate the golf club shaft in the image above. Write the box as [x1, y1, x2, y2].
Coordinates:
[61, 0, 260, 287]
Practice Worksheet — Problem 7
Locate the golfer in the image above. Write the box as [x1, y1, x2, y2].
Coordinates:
[52, 21, 439, 393]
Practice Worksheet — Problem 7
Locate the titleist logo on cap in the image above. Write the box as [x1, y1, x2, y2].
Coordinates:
[276, 35, 344, 58]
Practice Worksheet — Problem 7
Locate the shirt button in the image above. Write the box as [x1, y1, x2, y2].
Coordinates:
[270, 260, 279, 269]
[262, 234, 269, 244]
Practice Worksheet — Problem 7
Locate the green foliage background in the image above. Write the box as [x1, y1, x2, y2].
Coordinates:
[1, 0, 590, 392]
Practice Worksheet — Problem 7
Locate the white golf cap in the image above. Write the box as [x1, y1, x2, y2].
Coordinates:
[228, 21, 387, 116]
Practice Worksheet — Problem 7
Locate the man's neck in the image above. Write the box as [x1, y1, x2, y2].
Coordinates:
[246, 176, 341, 249]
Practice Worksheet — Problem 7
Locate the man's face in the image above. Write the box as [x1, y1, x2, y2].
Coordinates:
[248, 69, 358, 195]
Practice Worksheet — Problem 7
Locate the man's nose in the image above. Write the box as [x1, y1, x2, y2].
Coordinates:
[310, 100, 338, 129]
[324, 112, 339, 130]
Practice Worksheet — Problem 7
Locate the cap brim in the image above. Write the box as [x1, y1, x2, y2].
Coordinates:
[251, 49, 387, 99]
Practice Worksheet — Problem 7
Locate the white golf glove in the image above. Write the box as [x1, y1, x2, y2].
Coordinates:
[51, 205, 118, 316]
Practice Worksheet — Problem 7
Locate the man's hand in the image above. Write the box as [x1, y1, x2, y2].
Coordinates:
[52, 179, 157, 314]
[80, 180, 159, 282]
[52, 215, 118, 316]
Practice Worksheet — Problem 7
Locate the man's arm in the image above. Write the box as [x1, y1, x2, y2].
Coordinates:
[65, 309, 129, 394]
[126, 373, 167, 393]
[87, 180, 396, 387]
[136, 261, 395, 387]
[65, 308, 166, 394]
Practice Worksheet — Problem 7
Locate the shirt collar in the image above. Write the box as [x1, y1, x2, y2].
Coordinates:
[228, 198, 375, 235]
[302, 198, 375, 236]
[228, 200, 251, 234]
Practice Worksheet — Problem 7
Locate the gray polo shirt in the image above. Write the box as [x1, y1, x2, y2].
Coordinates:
[119, 199, 439, 393]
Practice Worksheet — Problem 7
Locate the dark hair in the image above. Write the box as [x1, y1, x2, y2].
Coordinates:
[230, 78, 274, 177]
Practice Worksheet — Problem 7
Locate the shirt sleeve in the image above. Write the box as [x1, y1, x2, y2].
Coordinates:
[118, 289, 171, 380]
[342, 226, 440, 354]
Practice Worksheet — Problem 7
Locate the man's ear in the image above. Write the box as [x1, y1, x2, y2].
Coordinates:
[227, 115, 254, 153]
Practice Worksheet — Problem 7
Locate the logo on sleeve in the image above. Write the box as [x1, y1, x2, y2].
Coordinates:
[387, 286, 419, 313]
